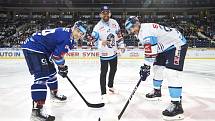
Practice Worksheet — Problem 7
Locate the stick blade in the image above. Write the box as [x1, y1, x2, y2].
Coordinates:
[88, 103, 105, 108]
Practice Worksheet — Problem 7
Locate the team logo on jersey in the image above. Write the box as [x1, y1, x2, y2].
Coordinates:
[107, 33, 115, 48]
[41, 58, 48, 65]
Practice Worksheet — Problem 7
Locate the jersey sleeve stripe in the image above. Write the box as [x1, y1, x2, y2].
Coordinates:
[143, 36, 158, 45]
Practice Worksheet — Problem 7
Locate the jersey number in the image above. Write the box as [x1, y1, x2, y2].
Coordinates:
[159, 25, 172, 32]
[41, 29, 56, 36]
[153, 24, 172, 32]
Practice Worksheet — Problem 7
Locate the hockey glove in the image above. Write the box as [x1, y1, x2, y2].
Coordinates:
[58, 65, 68, 78]
[86, 34, 96, 46]
[139, 64, 151, 81]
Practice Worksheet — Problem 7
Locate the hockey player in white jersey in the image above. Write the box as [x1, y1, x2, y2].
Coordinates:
[125, 16, 188, 120]
[90, 6, 125, 103]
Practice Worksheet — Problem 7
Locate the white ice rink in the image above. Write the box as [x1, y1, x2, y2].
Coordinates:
[0, 59, 215, 121]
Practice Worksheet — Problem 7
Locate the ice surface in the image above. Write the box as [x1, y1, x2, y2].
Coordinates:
[0, 59, 215, 121]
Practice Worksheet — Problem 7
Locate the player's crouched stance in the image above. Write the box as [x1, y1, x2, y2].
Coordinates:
[21, 21, 87, 121]
[125, 16, 187, 120]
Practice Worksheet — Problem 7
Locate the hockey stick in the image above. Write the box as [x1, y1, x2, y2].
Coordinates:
[66, 76, 105, 108]
[117, 78, 142, 120]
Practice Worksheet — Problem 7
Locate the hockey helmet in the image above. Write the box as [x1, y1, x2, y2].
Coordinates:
[125, 16, 140, 33]
[73, 21, 87, 35]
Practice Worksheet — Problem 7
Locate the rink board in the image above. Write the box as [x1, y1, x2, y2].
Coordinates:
[0, 48, 215, 60]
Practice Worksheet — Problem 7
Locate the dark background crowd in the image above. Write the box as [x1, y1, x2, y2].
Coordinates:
[0, 16, 214, 48]
[0, 0, 215, 48]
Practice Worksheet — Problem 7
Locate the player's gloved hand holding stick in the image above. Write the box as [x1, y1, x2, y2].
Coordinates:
[139, 64, 151, 81]
[58, 65, 68, 78]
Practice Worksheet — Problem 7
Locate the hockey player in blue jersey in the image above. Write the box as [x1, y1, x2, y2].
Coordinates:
[125, 16, 188, 120]
[21, 21, 87, 121]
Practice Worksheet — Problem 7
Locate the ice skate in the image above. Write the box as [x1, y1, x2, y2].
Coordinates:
[31, 102, 55, 121]
[50, 91, 67, 103]
[145, 88, 162, 101]
[162, 101, 184, 120]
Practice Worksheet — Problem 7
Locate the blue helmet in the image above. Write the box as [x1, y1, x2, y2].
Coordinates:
[125, 16, 139, 33]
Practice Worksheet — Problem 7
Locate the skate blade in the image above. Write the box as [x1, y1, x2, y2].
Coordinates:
[51, 98, 67, 103]
[30, 117, 45, 121]
[31, 115, 55, 121]
[145, 97, 162, 101]
[30, 113, 44, 121]
[162, 114, 184, 121]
